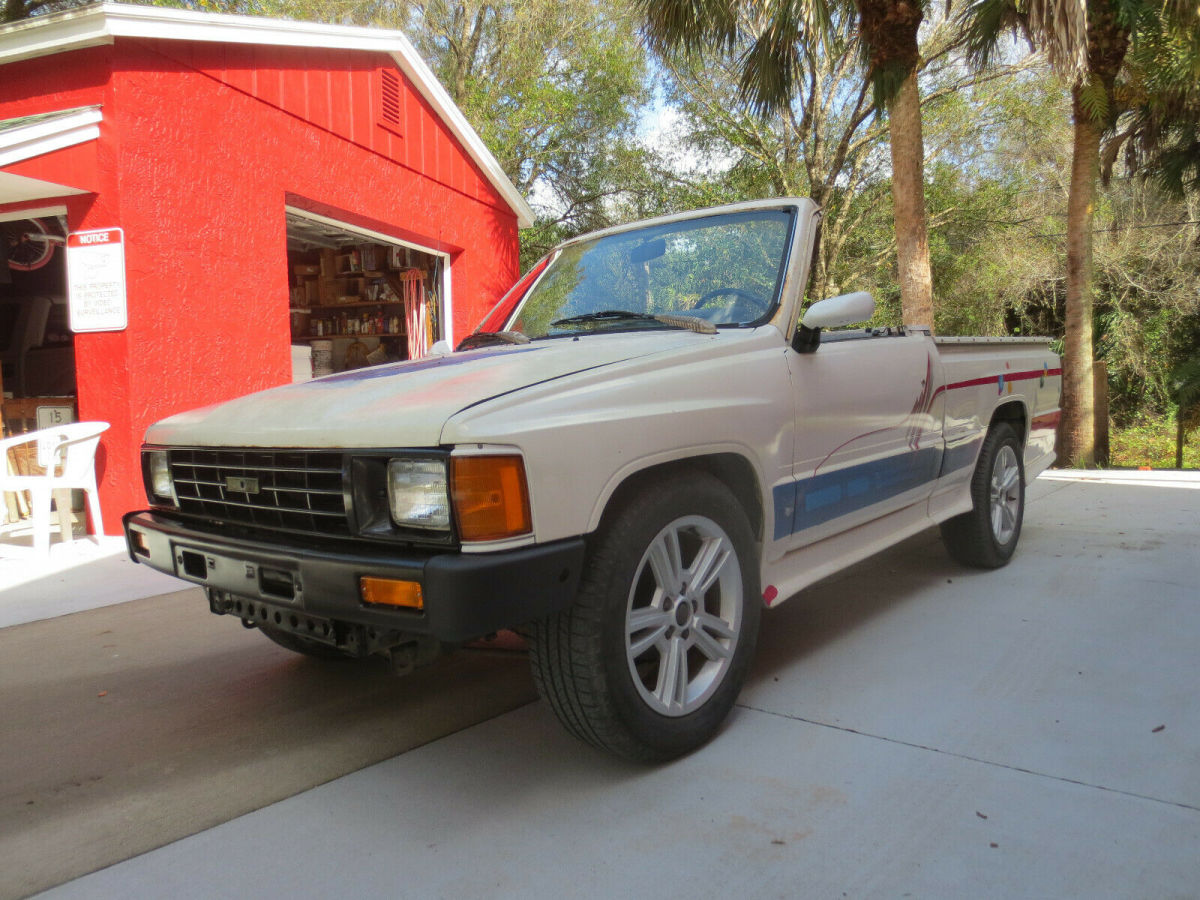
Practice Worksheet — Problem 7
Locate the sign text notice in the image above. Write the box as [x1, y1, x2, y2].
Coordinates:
[67, 228, 128, 332]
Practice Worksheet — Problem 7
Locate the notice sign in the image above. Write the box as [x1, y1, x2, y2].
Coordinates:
[67, 228, 128, 332]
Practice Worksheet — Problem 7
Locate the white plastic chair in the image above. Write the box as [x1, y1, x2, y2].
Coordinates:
[0, 421, 109, 555]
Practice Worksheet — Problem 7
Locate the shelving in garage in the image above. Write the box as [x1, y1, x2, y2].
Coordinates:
[285, 210, 446, 375]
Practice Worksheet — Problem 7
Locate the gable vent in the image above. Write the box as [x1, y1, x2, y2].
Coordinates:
[380, 69, 402, 132]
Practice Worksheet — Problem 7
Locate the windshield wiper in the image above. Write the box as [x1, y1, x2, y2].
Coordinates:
[550, 309, 658, 327]
[550, 309, 717, 334]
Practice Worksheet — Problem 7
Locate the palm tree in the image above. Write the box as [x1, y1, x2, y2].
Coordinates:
[963, 0, 1197, 467]
[636, 0, 935, 330]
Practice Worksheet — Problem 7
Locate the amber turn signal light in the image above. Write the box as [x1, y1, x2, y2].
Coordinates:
[451, 454, 532, 542]
[360, 577, 424, 610]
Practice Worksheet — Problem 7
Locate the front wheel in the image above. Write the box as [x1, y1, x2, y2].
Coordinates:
[940, 422, 1025, 568]
[530, 472, 761, 761]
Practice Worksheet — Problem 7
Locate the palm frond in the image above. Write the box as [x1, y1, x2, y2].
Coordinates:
[959, 0, 1086, 82]
[637, 0, 836, 116]
[1025, 0, 1087, 81]
[1115, 10, 1200, 196]
[636, 0, 741, 56]
[1078, 77, 1111, 124]
[738, 0, 821, 114]
[961, 0, 1028, 69]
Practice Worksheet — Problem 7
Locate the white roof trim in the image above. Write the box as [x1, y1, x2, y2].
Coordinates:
[0, 106, 102, 169]
[0, 3, 534, 228]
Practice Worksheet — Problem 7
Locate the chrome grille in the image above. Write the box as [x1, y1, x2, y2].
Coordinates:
[169, 449, 349, 536]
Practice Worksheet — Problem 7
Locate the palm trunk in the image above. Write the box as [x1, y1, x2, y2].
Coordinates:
[887, 70, 934, 331]
[1061, 91, 1099, 468]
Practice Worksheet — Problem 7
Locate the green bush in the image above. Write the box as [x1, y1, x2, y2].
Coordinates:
[1108, 417, 1199, 469]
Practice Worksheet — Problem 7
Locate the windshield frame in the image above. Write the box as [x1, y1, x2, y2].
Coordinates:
[501, 203, 800, 340]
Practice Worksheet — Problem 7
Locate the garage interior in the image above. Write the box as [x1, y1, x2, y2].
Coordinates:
[1, 212, 74, 430]
[285, 211, 446, 377]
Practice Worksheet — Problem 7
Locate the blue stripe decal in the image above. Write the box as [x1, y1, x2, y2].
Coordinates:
[939, 437, 984, 477]
[773, 482, 797, 540]
[302, 346, 543, 386]
[773, 447, 944, 540]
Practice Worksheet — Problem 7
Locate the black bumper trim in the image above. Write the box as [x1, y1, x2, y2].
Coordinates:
[123, 510, 586, 643]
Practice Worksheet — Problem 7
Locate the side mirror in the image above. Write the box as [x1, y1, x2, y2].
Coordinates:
[800, 291, 875, 330]
[430, 340, 452, 356]
[792, 291, 876, 355]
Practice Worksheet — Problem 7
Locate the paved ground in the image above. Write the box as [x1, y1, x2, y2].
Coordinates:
[3, 471, 1198, 898]
[0, 533, 182, 630]
[0, 591, 534, 900]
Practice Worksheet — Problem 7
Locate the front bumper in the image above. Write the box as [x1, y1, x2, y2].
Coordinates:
[123, 510, 585, 643]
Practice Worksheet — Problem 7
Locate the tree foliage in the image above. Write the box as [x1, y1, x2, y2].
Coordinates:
[635, 0, 937, 329]
[957, 0, 1199, 466]
[6, 0, 1198, 462]
[1106, 12, 1200, 197]
[247, 0, 654, 266]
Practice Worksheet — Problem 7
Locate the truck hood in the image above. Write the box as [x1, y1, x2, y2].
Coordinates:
[145, 333, 712, 448]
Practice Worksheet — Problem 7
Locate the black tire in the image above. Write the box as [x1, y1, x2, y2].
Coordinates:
[940, 422, 1025, 569]
[529, 471, 761, 761]
[259, 625, 358, 661]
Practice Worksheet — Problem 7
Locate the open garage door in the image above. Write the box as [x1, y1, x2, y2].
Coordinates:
[285, 209, 451, 377]
[1, 208, 74, 429]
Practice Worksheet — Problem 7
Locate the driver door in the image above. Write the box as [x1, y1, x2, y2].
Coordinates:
[777, 334, 944, 548]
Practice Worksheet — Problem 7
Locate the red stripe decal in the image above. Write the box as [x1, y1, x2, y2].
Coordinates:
[946, 367, 1061, 392]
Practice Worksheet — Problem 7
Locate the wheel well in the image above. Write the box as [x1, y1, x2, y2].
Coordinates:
[991, 401, 1028, 446]
[597, 454, 765, 543]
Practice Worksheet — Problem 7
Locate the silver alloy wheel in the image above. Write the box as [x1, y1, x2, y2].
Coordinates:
[989, 444, 1021, 545]
[624, 514, 743, 717]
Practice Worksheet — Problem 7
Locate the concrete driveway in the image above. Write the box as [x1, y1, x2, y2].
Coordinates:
[8, 471, 1199, 898]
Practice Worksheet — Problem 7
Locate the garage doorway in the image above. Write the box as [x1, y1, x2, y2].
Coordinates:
[0, 207, 75, 432]
[285, 208, 451, 377]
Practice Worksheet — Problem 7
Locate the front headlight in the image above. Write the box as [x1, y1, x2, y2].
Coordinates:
[387, 458, 451, 530]
[145, 449, 176, 504]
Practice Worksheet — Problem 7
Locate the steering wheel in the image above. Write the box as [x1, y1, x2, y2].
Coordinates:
[694, 287, 768, 323]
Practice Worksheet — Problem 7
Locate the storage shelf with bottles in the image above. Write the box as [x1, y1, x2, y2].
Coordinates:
[294, 332, 407, 340]
[290, 306, 406, 341]
[287, 237, 440, 374]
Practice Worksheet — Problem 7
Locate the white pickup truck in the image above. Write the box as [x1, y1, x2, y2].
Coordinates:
[124, 198, 1061, 760]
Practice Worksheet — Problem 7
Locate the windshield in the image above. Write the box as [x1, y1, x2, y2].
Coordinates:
[508, 209, 795, 339]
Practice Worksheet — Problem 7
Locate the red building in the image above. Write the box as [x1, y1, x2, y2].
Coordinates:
[0, 3, 532, 532]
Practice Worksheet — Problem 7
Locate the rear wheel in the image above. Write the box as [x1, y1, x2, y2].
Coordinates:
[941, 422, 1025, 568]
[530, 472, 761, 761]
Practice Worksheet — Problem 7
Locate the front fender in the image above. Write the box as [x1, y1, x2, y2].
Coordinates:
[440, 329, 794, 546]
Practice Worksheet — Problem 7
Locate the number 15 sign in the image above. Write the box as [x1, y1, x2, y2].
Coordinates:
[67, 228, 128, 333]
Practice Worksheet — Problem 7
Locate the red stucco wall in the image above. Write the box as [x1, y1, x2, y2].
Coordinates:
[2, 38, 521, 532]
